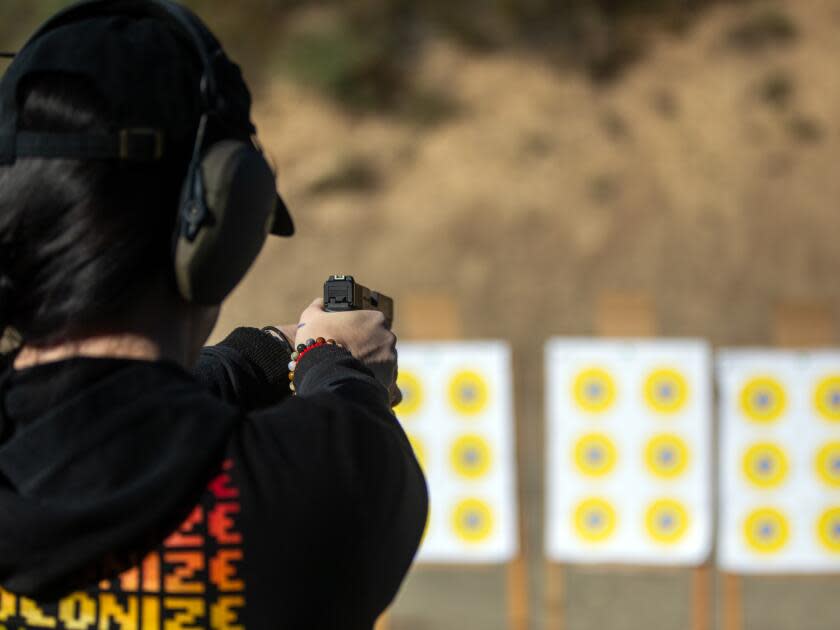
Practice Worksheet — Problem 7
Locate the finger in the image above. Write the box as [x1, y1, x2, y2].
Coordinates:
[298, 298, 326, 326]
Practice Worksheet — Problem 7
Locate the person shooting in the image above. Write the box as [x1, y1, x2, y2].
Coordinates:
[0, 1, 427, 628]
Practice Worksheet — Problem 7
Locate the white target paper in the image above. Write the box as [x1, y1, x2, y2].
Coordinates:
[394, 342, 518, 563]
[545, 339, 712, 565]
[718, 350, 840, 574]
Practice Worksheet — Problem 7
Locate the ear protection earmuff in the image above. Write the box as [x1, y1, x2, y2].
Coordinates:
[0, 0, 290, 305]
[153, 1, 281, 305]
[175, 135, 278, 304]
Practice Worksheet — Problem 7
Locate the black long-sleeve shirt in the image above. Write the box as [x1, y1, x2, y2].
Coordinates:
[0, 328, 428, 629]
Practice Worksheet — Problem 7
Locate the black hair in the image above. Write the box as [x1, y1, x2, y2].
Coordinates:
[0, 72, 193, 346]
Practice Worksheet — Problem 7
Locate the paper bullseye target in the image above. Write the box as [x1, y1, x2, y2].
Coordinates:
[814, 376, 840, 422]
[574, 433, 618, 478]
[451, 434, 493, 480]
[452, 498, 494, 544]
[817, 508, 840, 553]
[573, 498, 618, 543]
[399, 342, 516, 563]
[740, 377, 787, 423]
[742, 443, 789, 489]
[720, 351, 840, 572]
[645, 434, 690, 480]
[815, 442, 840, 488]
[547, 339, 711, 565]
[448, 370, 490, 417]
[644, 368, 689, 414]
[744, 508, 790, 554]
[572, 367, 617, 414]
[395, 370, 424, 418]
[645, 499, 690, 544]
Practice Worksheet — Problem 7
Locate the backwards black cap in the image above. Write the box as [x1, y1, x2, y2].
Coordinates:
[0, 0, 293, 236]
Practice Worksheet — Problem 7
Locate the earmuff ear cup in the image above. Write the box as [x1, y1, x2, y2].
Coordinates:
[174, 140, 277, 305]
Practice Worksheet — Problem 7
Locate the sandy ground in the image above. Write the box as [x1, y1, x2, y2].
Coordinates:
[214, 1, 840, 628]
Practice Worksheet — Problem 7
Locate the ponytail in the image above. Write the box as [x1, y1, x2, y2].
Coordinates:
[0, 72, 192, 346]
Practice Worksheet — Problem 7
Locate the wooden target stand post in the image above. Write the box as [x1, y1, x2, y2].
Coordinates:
[375, 293, 530, 630]
[721, 301, 837, 630]
[544, 292, 712, 630]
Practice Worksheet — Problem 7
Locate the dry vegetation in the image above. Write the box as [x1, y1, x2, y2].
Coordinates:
[221, 0, 840, 348]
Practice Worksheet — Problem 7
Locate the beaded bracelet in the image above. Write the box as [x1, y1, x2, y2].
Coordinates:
[288, 337, 341, 393]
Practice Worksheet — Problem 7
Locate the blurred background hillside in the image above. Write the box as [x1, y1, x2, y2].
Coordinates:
[4, 1, 840, 628]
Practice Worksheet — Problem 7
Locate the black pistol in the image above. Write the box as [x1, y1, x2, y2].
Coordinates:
[324, 275, 394, 326]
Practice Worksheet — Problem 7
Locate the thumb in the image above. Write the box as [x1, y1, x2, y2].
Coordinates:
[308, 297, 325, 311]
[297, 298, 326, 342]
[300, 297, 326, 319]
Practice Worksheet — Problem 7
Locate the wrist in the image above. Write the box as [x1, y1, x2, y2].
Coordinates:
[262, 326, 294, 353]
[288, 337, 344, 394]
[218, 327, 291, 389]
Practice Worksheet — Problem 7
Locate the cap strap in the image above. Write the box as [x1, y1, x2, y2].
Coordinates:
[3, 128, 165, 162]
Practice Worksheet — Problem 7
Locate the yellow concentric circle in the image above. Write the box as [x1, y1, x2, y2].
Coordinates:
[743, 443, 789, 489]
[815, 442, 840, 488]
[395, 370, 424, 418]
[448, 370, 490, 416]
[644, 368, 689, 414]
[408, 434, 427, 471]
[450, 434, 493, 480]
[573, 498, 618, 543]
[814, 376, 840, 422]
[740, 377, 787, 423]
[572, 367, 617, 414]
[817, 507, 840, 553]
[744, 508, 790, 554]
[644, 434, 690, 479]
[452, 498, 494, 543]
[645, 499, 690, 544]
[574, 433, 618, 478]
